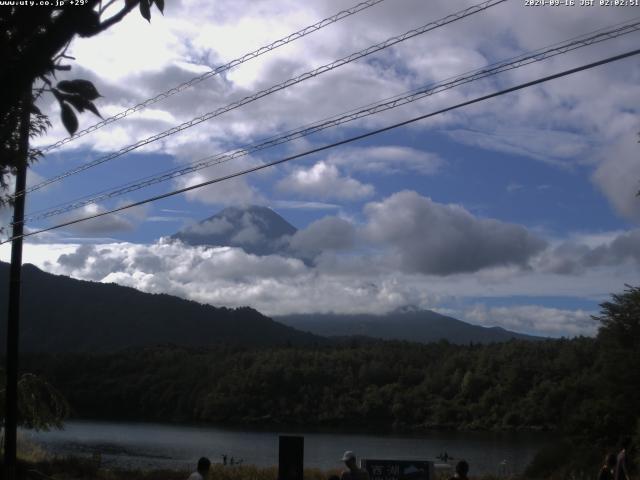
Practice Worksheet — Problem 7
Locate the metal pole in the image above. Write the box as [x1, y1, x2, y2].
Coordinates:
[4, 87, 31, 479]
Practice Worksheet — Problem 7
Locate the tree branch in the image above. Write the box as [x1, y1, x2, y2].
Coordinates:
[99, 0, 118, 15]
[93, 0, 140, 35]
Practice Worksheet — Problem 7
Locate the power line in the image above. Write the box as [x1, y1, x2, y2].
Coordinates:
[19, 18, 640, 224]
[14, 0, 506, 201]
[19, 18, 640, 223]
[39, 0, 387, 153]
[5, 47, 639, 244]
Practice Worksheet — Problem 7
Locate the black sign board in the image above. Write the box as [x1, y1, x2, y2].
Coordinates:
[278, 435, 304, 480]
[361, 459, 434, 480]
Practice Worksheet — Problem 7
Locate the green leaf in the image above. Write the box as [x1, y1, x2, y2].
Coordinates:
[56, 80, 101, 100]
[14, 373, 70, 431]
[154, 0, 164, 14]
[84, 100, 102, 118]
[62, 94, 101, 118]
[61, 103, 78, 135]
[140, 0, 151, 22]
[62, 94, 85, 113]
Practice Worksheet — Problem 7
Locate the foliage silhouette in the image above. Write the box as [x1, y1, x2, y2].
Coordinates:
[0, 0, 164, 202]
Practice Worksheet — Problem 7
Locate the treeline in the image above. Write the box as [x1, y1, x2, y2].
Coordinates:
[19, 333, 636, 443]
[11, 286, 640, 478]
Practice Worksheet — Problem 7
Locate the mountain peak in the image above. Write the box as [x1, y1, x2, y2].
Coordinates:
[172, 205, 297, 256]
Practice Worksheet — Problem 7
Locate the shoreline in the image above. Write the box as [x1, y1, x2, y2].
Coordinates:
[14, 451, 495, 480]
[56, 416, 556, 436]
[23, 419, 545, 476]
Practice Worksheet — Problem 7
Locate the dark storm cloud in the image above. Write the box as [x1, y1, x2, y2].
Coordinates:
[540, 230, 640, 275]
[363, 191, 547, 275]
[289, 216, 356, 254]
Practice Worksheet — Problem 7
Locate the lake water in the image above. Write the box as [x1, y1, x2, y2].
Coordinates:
[24, 420, 548, 475]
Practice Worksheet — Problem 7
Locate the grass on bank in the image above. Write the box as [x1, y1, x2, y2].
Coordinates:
[4, 457, 342, 480]
[3, 442, 343, 480]
[2, 435, 623, 480]
[2, 461, 508, 480]
[3, 448, 496, 480]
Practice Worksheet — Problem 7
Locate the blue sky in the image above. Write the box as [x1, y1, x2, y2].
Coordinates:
[1, 0, 639, 337]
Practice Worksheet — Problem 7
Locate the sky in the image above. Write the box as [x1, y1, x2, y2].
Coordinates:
[1, 0, 640, 337]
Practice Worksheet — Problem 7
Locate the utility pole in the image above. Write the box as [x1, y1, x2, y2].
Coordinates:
[4, 86, 31, 480]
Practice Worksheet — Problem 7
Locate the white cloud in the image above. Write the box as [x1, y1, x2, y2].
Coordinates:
[56, 203, 140, 235]
[30, 0, 639, 158]
[1, 170, 53, 241]
[6, 0, 639, 340]
[592, 135, 640, 223]
[447, 127, 594, 166]
[326, 145, 443, 175]
[0, 233, 634, 338]
[174, 157, 266, 206]
[277, 161, 374, 200]
[405, 44, 488, 84]
[23, 0, 639, 226]
[271, 200, 340, 210]
[506, 182, 523, 193]
[462, 304, 597, 338]
[184, 217, 234, 236]
[5, 237, 615, 338]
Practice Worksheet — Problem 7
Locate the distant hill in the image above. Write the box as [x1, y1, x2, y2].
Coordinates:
[276, 308, 543, 344]
[171, 205, 296, 256]
[0, 262, 324, 353]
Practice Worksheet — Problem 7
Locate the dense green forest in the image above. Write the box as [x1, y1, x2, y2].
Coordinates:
[21, 321, 638, 441]
[22, 338, 602, 432]
[12, 286, 640, 476]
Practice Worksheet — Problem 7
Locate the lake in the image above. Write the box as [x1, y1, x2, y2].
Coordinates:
[24, 420, 548, 475]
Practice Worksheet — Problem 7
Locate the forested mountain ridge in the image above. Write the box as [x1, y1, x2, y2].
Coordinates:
[0, 262, 324, 352]
[0, 262, 547, 353]
[277, 309, 543, 344]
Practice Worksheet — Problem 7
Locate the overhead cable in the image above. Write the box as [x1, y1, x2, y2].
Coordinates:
[5, 47, 638, 244]
[39, 0, 388, 153]
[19, 19, 640, 224]
[14, 0, 506, 201]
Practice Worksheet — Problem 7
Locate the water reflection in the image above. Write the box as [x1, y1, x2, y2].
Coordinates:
[25, 420, 548, 475]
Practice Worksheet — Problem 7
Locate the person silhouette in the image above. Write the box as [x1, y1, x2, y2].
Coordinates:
[340, 451, 369, 480]
[448, 460, 469, 480]
[187, 457, 211, 480]
[614, 437, 631, 480]
[598, 453, 617, 480]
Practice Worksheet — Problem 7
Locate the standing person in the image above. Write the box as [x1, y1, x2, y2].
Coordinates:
[599, 453, 617, 480]
[340, 451, 370, 480]
[448, 460, 469, 480]
[614, 438, 631, 480]
[188, 457, 211, 480]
